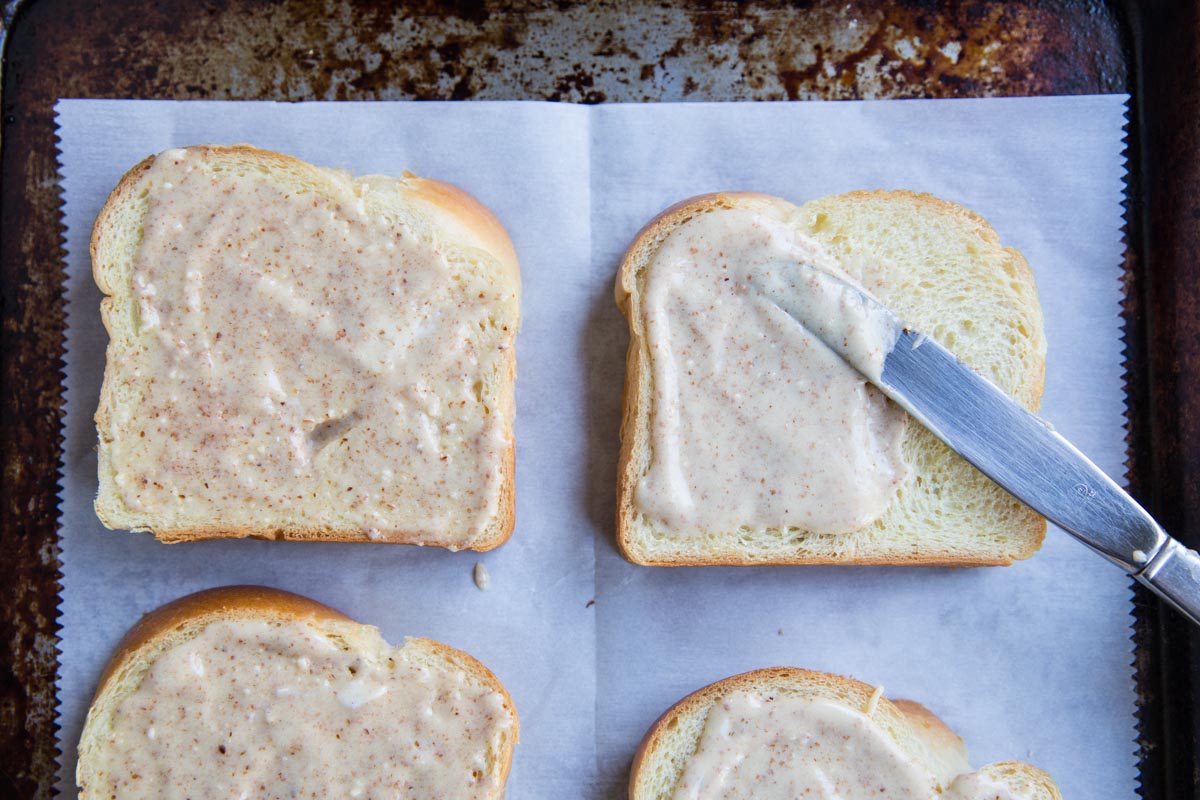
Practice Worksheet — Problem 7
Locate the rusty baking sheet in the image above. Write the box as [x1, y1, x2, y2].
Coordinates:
[2, 1, 1195, 798]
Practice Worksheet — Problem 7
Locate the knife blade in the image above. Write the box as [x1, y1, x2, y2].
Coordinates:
[769, 263, 1200, 626]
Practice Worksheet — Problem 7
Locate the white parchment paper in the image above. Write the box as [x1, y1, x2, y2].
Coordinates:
[55, 96, 1133, 799]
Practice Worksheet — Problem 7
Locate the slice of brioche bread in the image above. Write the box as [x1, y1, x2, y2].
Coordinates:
[76, 586, 519, 799]
[92, 145, 519, 549]
[615, 191, 1047, 565]
[629, 667, 1061, 800]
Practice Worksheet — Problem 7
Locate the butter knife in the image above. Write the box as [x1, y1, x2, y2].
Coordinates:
[770, 266, 1200, 627]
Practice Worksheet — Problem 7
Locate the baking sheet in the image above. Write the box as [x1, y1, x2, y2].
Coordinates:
[55, 96, 1132, 798]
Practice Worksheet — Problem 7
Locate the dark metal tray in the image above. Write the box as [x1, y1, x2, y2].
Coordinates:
[2, 1, 1196, 797]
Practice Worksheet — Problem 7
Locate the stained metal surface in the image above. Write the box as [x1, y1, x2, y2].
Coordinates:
[0, 0, 1156, 797]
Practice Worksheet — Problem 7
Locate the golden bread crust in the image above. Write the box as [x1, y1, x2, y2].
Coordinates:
[891, 698, 966, 755]
[973, 762, 1064, 800]
[402, 175, 520, 284]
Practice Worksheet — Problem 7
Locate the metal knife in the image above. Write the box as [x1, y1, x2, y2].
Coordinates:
[772, 269, 1200, 627]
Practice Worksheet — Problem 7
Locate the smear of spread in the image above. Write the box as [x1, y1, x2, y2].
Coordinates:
[674, 691, 1031, 800]
[88, 620, 512, 798]
[635, 206, 908, 536]
[673, 693, 942, 799]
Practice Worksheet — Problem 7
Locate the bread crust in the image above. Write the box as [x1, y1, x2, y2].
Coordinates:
[78, 586, 519, 798]
[89, 585, 352, 693]
[401, 175, 520, 285]
[971, 762, 1064, 800]
[629, 667, 1058, 800]
[614, 191, 1047, 566]
[91, 145, 518, 550]
[891, 698, 966, 756]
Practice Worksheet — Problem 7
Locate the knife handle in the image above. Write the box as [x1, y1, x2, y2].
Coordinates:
[1136, 538, 1200, 628]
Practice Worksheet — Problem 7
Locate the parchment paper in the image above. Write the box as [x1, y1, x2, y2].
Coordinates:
[55, 96, 1133, 799]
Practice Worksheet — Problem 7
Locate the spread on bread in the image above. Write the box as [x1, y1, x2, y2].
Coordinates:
[635, 206, 908, 535]
[674, 691, 1028, 800]
[630, 668, 1059, 800]
[673, 692, 940, 799]
[99, 147, 517, 547]
[86, 617, 511, 798]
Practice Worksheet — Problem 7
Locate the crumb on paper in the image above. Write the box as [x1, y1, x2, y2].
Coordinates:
[777, 628, 783, 636]
[585, 599, 596, 609]
[473, 562, 490, 591]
